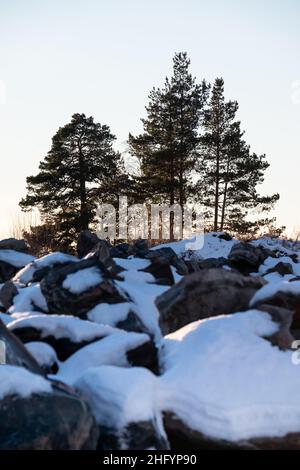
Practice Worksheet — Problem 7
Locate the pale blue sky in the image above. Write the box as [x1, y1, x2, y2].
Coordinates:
[0, 0, 300, 237]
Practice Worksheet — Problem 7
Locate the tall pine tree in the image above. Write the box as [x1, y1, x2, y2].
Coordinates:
[197, 78, 280, 235]
[20, 113, 124, 248]
[129, 52, 209, 209]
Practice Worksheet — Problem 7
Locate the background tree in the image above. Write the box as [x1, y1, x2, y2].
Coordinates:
[197, 78, 280, 235]
[129, 52, 209, 238]
[20, 113, 124, 249]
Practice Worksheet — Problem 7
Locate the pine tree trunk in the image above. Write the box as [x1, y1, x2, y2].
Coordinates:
[214, 145, 220, 232]
[220, 160, 229, 231]
[78, 138, 88, 231]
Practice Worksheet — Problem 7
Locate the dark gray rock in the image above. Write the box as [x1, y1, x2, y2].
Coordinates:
[144, 247, 188, 275]
[228, 242, 267, 274]
[156, 269, 266, 335]
[98, 420, 169, 450]
[77, 230, 104, 258]
[163, 412, 300, 450]
[141, 257, 175, 286]
[265, 261, 294, 277]
[0, 261, 18, 283]
[0, 320, 44, 375]
[0, 238, 28, 253]
[0, 388, 98, 450]
[126, 340, 159, 374]
[0, 281, 18, 310]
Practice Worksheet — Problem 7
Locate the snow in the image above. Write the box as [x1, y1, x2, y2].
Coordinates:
[251, 237, 299, 259]
[56, 330, 150, 384]
[8, 284, 48, 314]
[75, 366, 160, 428]
[8, 314, 116, 342]
[113, 258, 150, 271]
[115, 279, 168, 342]
[25, 342, 58, 369]
[259, 255, 300, 277]
[250, 280, 300, 307]
[113, 257, 155, 284]
[0, 250, 35, 268]
[87, 302, 133, 326]
[0, 365, 52, 399]
[159, 310, 300, 441]
[14, 251, 78, 284]
[62, 266, 103, 294]
[0, 313, 13, 325]
[153, 233, 238, 260]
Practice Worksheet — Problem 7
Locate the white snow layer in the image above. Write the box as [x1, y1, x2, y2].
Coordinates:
[75, 366, 159, 427]
[0, 250, 35, 268]
[160, 310, 300, 441]
[56, 330, 150, 384]
[8, 314, 116, 342]
[250, 280, 300, 307]
[8, 284, 47, 314]
[0, 365, 52, 399]
[87, 302, 132, 326]
[62, 266, 103, 294]
[25, 342, 58, 368]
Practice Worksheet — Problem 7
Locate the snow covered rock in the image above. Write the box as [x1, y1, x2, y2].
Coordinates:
[140, 256, 175, 286]
[75, 366, 169, 450]
[0, 238, 28, 253]
[160, 310, 300, 450]
[40, 258, 127, 317]
[146, 247, 188, 276]
[56, 329, 158, 384]
[156, 268, 266, 335]
[0, 249, 35, 283]
[250, 280, 300, 333]
[8, 283, 47, 314]
[77, 230, 103, 258]
[0, 319, 44, 375]
[8, 314, 119, 361]
[26, 341, 59, 374]
[0, 366, 98, 450]
[228, 242, 272, 274]
[14, 251, 78, 285]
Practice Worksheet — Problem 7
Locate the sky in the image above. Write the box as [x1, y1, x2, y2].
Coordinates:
[0, 0, 300, 237]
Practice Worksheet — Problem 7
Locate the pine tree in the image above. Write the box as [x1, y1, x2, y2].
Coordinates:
[198, 78, 280, 235]
[129, 52, 209, 211]
[20, 113, 124, 249]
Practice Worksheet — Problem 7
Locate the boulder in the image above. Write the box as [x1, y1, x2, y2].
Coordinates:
[144, 247, 188, 275]
[164, 413, 300, 450]
[160, 310, 300, 450]
[75, 366, 169, 450]
[0, 238, 28, 253]
[265, 261, 294, 277]
[0, 367, 98, 450]
[0, 320, 44, 375]
[8, 315, 115, 361]
[217, 232, 233, 241]
[0, 261, 18, 283]
[250, 280, 300, 330]
[156, 268, 265, 335]
[0, 281, 18, 310]
[40, 258, 128, 318]
[77, 230, 103, 258]
[228, 242, 268, 274]
[141, 256, 175, 286]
